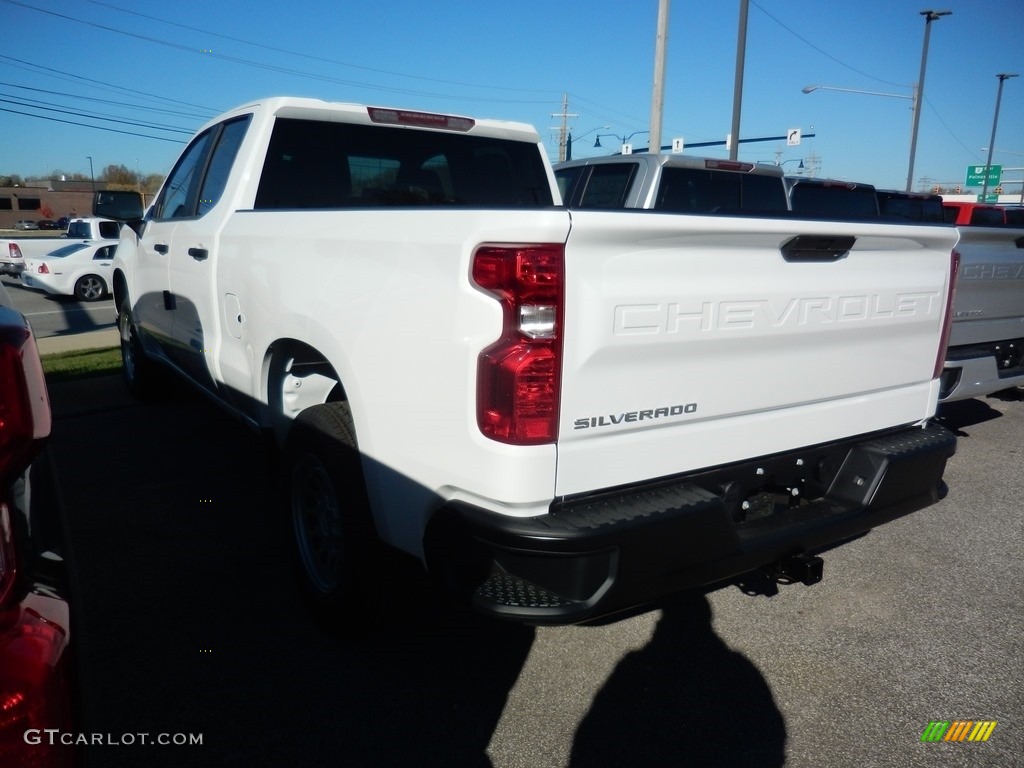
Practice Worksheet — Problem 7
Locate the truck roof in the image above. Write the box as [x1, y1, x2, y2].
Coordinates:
[200, 96, 542, 145]
[557, 153, 784, 177]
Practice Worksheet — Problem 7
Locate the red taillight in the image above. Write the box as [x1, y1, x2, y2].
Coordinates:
[473, 245, 564, 445]
[37, 264, 49, 275]
[933, 250, 961, 380]
[0, 319, 51, 481]
[7, 244, 22, 260]
[0, 599, 73, 768]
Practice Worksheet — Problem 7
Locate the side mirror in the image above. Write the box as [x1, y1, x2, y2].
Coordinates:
[93, 190, 144, 221]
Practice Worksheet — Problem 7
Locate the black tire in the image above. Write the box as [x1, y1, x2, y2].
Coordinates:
[283, 402, 379, 616]
[117, 296, 160, 397]
[74, 274, 106, 301]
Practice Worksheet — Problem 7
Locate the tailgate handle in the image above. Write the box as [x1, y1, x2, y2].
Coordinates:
[781, 235, 855, 262]
[188, 248, 209, 261]
[154, 243, 169, 255]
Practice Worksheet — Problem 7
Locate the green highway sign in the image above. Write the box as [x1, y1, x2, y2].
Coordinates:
[977, 193, 999, 203]
[965, 165, 1001, 187]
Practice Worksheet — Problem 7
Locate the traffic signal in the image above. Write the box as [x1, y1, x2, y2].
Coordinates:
[955, 185, 962, 193]
[933, 185, 940, 193]
[995, 187, 1003, 194]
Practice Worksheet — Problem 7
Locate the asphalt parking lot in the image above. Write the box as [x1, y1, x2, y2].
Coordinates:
[46, 374, 1022, 768]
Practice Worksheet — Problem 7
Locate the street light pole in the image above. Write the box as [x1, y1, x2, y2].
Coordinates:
[594, 131, 650, 154]
[802, 84, 914, 182]
[565, 126, 610, 161]
[86, 156, 95, 194]
[906, 10, 951, 192]
[981, 73, 1019, 201]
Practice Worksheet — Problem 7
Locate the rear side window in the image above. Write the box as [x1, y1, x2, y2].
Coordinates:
[789, 183, 878, 218]
[575, 164, 639, 208]
[98, 221, 120, 239]
[1005, 208, 1024, 226]
[255, 118, 552, 209]
[877, 193, 945, 223]
[970, 207, 1005, 226]
[656, 168, 786, 214]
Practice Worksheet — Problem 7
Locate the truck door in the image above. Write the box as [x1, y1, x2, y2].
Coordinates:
[163, 116, 250, 391]
[137, 128, 218, 361]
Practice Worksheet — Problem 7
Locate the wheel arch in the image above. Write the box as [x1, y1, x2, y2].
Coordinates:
[112, 269, 129, 312]
[262, 338, 348, 445]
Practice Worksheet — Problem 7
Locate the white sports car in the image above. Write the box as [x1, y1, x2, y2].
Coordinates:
[21, 241, 116, 301]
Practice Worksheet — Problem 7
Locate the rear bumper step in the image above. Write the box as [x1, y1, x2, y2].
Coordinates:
[426, 422, 956, 624]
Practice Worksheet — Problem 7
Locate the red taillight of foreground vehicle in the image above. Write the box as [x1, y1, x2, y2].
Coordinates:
[36, 264, 49, 275]
[0, 320, 51, 483]
[472, 245, 564, 445]
[0, 597, 74, 768]
[933, 250, 961, 380]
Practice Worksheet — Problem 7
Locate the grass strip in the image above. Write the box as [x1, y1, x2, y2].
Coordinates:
[41, 346, 121, 382]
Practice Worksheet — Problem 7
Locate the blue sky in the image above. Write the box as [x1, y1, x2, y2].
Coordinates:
[1, 0, 1022, 193]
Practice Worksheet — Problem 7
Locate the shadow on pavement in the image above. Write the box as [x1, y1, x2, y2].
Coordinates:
[48, 375, 784, 768]
[935, 397, 1004, 434]
[570, 593, 786, 768]
[48, 378, 533, 768]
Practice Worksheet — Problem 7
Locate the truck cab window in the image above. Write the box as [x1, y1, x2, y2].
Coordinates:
[153, 130, 214, 221]
[197, 116, 251, 217]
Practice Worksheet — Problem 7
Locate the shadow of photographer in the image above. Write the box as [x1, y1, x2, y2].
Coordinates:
[570, 593, 786, 768]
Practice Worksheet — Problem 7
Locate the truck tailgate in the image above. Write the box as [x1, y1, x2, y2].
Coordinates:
[556, 211, 957, 497]
[948, 226, 1024, 346]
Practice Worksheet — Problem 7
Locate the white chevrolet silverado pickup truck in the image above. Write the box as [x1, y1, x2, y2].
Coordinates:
[0, 217, 120, 277]
[101, 97, 958, 624]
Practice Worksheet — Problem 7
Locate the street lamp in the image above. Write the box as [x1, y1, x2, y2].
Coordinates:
[86, 156, 95, 194]
[802, 84, 916, 184]
[802, 85, 913, 100]
[594, 130, 650, 154]
[565, 126, 610, 161]
[981, 74, 1019, 201]
[907, 10, 951, 192]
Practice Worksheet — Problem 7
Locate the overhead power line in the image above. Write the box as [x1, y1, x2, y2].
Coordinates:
[0, 106, 187, 142]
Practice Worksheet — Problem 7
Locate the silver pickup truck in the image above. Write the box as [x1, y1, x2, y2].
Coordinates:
[556, 154, 1024, 403]
[879, 193, 1024, 401]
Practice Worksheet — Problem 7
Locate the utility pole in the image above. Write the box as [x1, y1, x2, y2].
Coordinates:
[981, 73, 1018, 201]
[906, 10, 950, 192]
[649, 0, 670, 156]
[729, 0, 750, 161]
[550, 93, 578, 163]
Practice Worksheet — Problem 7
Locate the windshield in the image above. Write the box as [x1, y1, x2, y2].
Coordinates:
[46, 243, 91, 258]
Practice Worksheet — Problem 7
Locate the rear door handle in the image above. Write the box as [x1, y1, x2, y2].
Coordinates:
[154, 243, 169, 254]
[188, 248, 209, 261]
[780, 235, 855, 262]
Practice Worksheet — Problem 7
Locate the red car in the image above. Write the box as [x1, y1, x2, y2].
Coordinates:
[0, 284, 77, 767]
[942, 201, 1008, 226]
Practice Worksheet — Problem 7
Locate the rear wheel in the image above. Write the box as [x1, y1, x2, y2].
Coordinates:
[74, 274, 106, 301]
[118, 297, 160, 397]
[283, 402, 378, 613]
